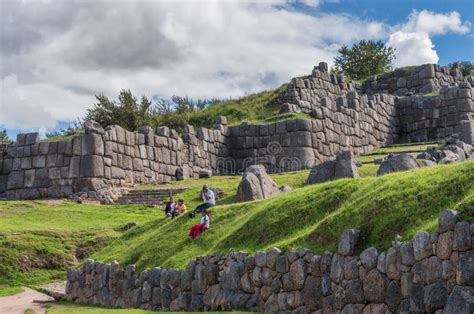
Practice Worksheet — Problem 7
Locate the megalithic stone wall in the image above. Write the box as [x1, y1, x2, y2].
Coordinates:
[65, 210, 474, 313]
[0, 121, 229, 199]
[396, 83, 474, 143]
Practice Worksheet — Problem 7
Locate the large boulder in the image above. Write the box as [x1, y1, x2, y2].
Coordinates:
[84, 120, 105, 135]
[236, 165, 280, 202]
[377, 154, 419, 176]
[307, 150, 359, 185]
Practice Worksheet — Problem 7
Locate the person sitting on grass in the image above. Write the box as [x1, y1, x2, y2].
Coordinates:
[164, 196, 176, 218]
[171, 199, 187, 219]
[189, 184, 215, 218]
[188, 209, 210, 240]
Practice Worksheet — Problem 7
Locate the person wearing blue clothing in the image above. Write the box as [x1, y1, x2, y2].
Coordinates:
[189, 185, 215, 218]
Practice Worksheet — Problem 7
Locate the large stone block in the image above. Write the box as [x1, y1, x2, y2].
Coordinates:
[80, 155, 104, 177]
[413, 231, 433, 261]
[81, 134, 104, 156]
[7, 171, 24, 189]
[338, 229, 360, 256]
[457, 250, 474, 285]
[453, 221, 471, 251]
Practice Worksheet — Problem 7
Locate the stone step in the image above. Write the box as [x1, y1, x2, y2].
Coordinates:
[113, 187, 189, 205]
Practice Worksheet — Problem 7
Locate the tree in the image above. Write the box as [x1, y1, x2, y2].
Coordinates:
[447, 61, 473, 77]
[85, 90, 155, 131]
[333, 40, 396, 80]
[0, 129, 12, 146]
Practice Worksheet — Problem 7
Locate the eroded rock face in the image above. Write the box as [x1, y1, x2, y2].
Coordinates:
[307, 150, 359, 185]
[377, 154, 419, 176]
[236, 165, 281, 202]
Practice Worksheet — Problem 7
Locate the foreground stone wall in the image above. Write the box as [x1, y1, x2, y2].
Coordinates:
[65, 210, 474, 313]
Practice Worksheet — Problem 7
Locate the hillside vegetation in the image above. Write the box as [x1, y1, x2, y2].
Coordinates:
[93, 160, 474, 272]
[0, 202, 158, 295]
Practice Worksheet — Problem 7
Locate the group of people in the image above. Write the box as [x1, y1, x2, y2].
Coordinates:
[163, 184, 215, 240]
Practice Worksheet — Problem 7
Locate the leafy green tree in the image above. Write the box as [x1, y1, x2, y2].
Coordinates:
[0, 129, 12, 145]
[86, 90, 155, 131]
[447, 61, 474, 77]
[334, 40, 396, 80]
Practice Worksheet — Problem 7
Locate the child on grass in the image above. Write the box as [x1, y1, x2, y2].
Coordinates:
[188, 209, 210, 240]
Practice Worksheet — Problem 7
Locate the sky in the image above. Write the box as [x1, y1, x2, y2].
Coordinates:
[1, 0, 473, 140]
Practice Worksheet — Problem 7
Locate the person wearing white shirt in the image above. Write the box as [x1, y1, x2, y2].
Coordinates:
[188, 209, 211, 240]
[189, 184, 215, 218]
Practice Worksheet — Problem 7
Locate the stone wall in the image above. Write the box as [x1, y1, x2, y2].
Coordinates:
[362, 63, 464, 96]
[278, 62, 359, 113]
[65, 210, 474, 313]
[2, 62, 473, 200]
[0, 121, 228, 199]
[396, 83, 474, 142]
[226, 93, 398, 173]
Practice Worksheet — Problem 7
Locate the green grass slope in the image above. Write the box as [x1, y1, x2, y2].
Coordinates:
[0, 202, 158, 295]
[93, 160, 474, 272]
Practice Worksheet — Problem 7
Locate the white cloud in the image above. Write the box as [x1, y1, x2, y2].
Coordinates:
[388, 10, 471, 67]
[388, 31, 439, 67]
[400, 10, 471, 35]
[0, 2, 470, 132]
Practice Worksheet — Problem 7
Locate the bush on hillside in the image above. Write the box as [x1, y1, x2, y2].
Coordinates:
[85, 89, 156, 131]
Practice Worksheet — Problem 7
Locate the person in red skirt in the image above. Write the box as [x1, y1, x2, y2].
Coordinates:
[188, 209, 210, 240]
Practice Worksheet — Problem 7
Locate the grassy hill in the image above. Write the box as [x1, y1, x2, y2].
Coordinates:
[0, 202, 158, 296]
[93, 160, 474, 271]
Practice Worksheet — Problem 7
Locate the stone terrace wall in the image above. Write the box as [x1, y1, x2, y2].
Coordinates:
[225, 93, 398, 173]
[362, 63, 464, 96]
[65, 210, 474, 313]
[397, 83, 474, 142]
[0, 121, 228, 199]
[278, 62, 359, 114]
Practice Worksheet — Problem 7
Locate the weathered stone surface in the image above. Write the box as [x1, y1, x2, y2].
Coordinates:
[307, 150, 359, 184]
[385, 247, 401, 280]
[302, 276, 322, 310]
[453, 221, 471, 251]
[338, 229, 360, 256]
[288, 259, 306, 290]
[84, 120, 105, 135]
[424, 282, 447, 312]
[385, 281, 401, 312]
[437, 231, 453, 259]
[444, 285, 474, 314]
[399, 243, 415, 266]
[275, 255, 289, 273]
[342, 304, 365, 314]
[362, 303, 390, 314]
[457, 250, 474, 285]
[330, 254, 344, 283]
[266, 247, 281, 270]
[360, 247, 378, 270]
[362, 269, 387, 303]
[413, 231, 433, 261]
[377, 154, 419, 176]
[236, 165, 280, 202]
[412, 256, 441, 285]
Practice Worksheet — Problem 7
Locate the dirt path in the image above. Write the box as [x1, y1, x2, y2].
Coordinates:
[0, 287, 54, 314]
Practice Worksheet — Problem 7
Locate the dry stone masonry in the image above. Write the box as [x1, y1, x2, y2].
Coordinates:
[65, 210, 474, 313]
[1, 62, 473, 200]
